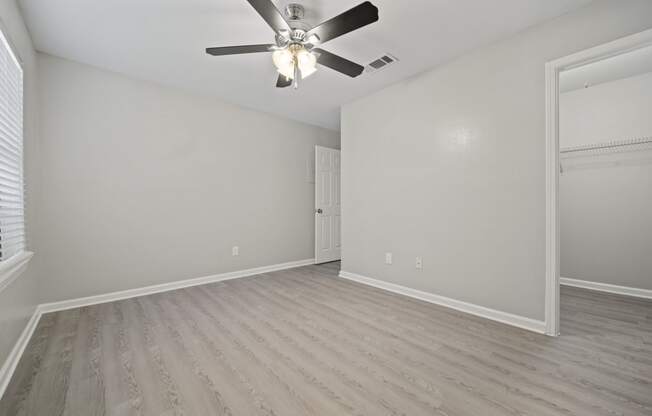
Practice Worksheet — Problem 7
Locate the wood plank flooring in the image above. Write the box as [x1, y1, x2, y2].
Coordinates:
[1, 261, 651, 415]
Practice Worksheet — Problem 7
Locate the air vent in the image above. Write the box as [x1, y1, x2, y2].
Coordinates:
[366, 54, 398, 73]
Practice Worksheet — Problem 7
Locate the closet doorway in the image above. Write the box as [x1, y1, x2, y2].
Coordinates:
[545, 29, 652, 336]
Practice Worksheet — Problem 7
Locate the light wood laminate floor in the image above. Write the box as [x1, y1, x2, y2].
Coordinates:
[1, 261, 651, 415]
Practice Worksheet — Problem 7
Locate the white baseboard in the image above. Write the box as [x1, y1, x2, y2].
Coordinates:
[339, 270, 547, 335]
[39, 258, 315, 314]
[560, 277, 652, 299]
[0, 258, 315, 400]
[0, 306, 42, 400]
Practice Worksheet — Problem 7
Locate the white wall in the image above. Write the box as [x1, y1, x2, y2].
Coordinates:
[561, 71, 652, 147]
[560, 72, 652, 290]
[37, 54, 339, 303]
[0, 0, 41, 368]
[341, 0, 652, 322]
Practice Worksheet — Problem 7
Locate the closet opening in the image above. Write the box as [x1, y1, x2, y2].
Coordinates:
[545, 29, 652, 336]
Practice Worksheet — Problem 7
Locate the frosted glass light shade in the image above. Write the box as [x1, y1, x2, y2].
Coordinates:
[272, 47, 317, 80]
[272, 49, 294, 78]
[297, 49, 317, 78]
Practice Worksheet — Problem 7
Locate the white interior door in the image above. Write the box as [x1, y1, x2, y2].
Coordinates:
[315, 146, 341, 263]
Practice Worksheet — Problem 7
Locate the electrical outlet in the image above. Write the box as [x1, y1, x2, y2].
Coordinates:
[415, 257, 423, 270]
[232, 246, 239, 256]
[385, 252, 392, 265]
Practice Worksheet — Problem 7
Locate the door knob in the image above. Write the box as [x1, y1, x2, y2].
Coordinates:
[316, 208, 323, 214]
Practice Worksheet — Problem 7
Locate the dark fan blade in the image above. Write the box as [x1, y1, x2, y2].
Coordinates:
[306, 1, 378, 44]
[276, 74, 292, 88]
[245, 0, 291, 34]
[206, 44, 275, 56]
[314, 48, 364, 78]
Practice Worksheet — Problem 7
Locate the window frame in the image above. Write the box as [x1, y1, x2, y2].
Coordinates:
[0, 23, 33, 292]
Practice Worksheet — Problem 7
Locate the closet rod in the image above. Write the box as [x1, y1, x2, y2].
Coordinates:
[560, 137, 652, 154]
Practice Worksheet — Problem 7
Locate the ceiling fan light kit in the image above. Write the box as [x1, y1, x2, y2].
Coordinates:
[272, 44, 317, 83]
[206, 0, 379, 90]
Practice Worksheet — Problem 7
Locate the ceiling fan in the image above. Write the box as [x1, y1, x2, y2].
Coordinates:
[205, 0, 379, 89]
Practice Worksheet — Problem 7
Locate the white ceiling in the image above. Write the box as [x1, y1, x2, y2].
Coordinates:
[560, 44, 652, 92]
[20, 0, 592, 130]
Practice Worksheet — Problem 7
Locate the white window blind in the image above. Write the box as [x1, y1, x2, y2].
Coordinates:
[0, 29, 25, 262]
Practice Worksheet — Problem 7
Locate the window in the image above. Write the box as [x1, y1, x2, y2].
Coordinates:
[0, 28, 25, 262]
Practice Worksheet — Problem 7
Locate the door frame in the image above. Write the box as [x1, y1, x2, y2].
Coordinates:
[544, 28, 652, 336]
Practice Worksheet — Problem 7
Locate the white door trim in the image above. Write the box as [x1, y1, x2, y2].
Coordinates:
[544, 28, 652, 336]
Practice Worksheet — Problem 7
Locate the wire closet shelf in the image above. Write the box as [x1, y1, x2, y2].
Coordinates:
[560, 136, 652, 154]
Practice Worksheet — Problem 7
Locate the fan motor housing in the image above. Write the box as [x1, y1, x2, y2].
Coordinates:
[284, 3, 311, 32]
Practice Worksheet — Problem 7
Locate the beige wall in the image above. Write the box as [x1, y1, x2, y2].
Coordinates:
[341, 0, 652, 321]
[0, 0, 41, 369]
[36, 54, 339, 303]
